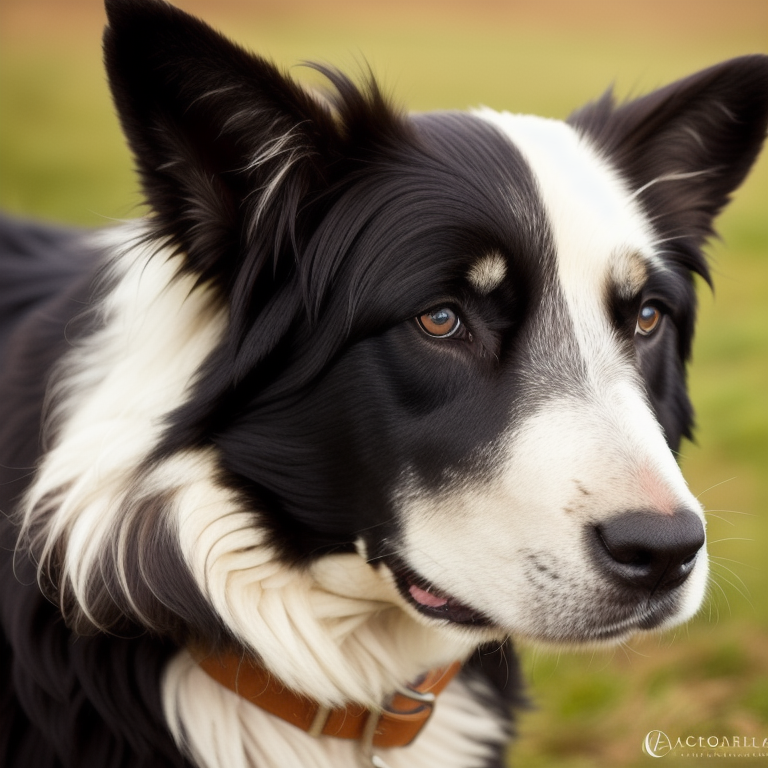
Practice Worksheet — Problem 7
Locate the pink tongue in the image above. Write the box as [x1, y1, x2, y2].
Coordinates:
[409, 584, 449, 608]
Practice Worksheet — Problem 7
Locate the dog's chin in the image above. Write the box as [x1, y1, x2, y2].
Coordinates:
[393, 592, 677, 648]
[383, 555, 703, 653]
[512, 598, 703, 652]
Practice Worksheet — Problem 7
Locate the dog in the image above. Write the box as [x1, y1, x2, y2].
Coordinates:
[1, 1, 766, 766]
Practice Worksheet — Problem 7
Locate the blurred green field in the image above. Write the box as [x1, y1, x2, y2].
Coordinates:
[1, 1, 766, 766]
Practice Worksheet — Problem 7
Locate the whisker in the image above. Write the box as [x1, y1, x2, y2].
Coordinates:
[705, 508, 756, 517]
[706, 577, 730, 620]
[709, 555, 754, 569]
[708, 537, 754, 545]
[694, 477, 737, 501]
[705, 513, 736, 526]
[708, 564, 753, 606]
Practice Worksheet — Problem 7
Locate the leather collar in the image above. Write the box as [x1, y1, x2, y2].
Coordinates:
[194, 648, 462, 750]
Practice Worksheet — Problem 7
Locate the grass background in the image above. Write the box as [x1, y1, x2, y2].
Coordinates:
[1, 1, 766, 765]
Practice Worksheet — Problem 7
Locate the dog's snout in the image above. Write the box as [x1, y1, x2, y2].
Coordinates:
[592, 509, 705, 592]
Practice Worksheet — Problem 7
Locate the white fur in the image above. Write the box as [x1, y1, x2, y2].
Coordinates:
[21, 225, 227, 626]
[398, 393, 708, 644]
[145, 447, 500, 764]
[474, 111, 665, 363]
[167, 447, 482, 705]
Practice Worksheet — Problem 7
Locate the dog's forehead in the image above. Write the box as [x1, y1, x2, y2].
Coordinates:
[473, 108, 660, 298]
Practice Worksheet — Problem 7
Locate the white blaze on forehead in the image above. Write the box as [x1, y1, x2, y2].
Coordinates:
[474, 108, 662, 357]
[467, 251, 507, 294]
[474, 109, 657, 264]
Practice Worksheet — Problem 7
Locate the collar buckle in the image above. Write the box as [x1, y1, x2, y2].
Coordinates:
[360, 683, 437, 767]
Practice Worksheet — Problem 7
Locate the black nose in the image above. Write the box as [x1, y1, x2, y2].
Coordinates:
[592, 509, 705, 592]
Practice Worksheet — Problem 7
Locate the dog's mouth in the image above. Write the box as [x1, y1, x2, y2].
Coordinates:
[386, 558, 492, 626]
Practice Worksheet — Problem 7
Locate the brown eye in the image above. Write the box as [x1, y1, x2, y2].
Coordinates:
[417, 307, 462, 338]
[636, 303, 662, 335]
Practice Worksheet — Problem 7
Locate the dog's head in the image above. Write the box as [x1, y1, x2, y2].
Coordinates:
[24, 0, 768, 702]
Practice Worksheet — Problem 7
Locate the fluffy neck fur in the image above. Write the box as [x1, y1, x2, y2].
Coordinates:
[20, 226, 484, 711]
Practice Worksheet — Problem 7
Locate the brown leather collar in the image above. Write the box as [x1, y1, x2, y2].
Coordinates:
[195, 648, 462, 749]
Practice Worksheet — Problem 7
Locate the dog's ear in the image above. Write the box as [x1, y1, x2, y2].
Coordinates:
[103, 0, 341, 294]
[569, 56, 768, 254]
[571, 57, 767, 451]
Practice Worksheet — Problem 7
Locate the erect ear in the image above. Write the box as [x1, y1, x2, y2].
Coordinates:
[103, 0, 338, 292]
[569, 56, 768, 260]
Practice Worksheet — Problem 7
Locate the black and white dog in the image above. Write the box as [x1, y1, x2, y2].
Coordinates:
[1, 1, 766, 766]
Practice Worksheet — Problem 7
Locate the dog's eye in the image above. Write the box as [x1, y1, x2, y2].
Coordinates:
[417, 307, 462, 338]
[636, 303, 662, 336]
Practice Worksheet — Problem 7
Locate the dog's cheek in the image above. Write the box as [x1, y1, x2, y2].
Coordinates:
[393, 387, 708, 641]
[635, 328, 694, 452]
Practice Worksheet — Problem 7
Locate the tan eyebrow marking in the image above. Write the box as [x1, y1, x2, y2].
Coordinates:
[610, 250, 650, 300]
[468, 252, 507, 294]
